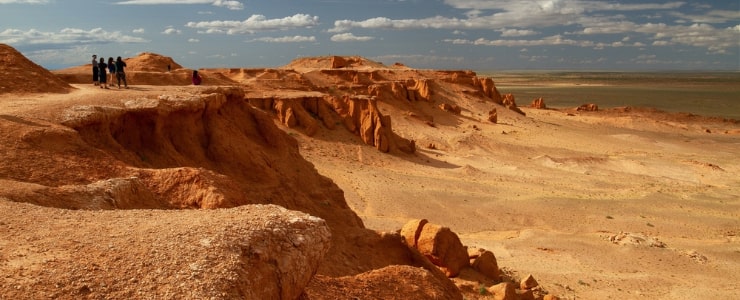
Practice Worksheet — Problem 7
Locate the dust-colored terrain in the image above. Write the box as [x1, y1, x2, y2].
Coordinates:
[1, 44, 739, 299]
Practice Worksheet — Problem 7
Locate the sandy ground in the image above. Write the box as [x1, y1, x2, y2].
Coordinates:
[296, 95, 740, 299]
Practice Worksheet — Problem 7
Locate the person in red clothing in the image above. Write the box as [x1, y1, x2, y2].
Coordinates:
[192, 70, 202, 85]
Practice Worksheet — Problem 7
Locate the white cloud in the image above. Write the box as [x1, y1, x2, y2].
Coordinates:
[445, 35, 596, 47]
[188, 38, 199, 42]
[442, 0, 685, 12]
[115, 0, 243, 10]
[186, 14, 320, 34]
[133, 28, 145, 33]
[253, 35, 316, 43]
[329, 1, 690, 34]
[330, 33, 375, 42]
[634, 22, 739, 54]
[498, 28, 538, 37]
[0, 0, 49, 3]
[162, 27, 181, 35]
[0, 28, 148, 47]
[670, 9, 740, 24]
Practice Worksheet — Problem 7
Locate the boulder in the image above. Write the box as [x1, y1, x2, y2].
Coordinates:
[400, 219, 470, 277]
[487, 282, 516, 300]
[488, 108, 498, 123]
[469, 248, 500, 280]
[516, 288, 536, 300]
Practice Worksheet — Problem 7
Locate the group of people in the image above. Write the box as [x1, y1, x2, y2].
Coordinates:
[91, 54, 128, 89]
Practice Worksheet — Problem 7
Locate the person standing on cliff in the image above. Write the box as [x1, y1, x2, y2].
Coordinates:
[98, 57, 108, 89]
[115, 56, 128, 89]
[91, 54, 99, 86]
[107, 57, 117, 84]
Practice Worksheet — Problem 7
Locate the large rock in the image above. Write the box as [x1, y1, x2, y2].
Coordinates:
[488, 108, 498, 123]
[468, 247, 500, 280]
[0, 200, 331, 299]
[401, 219, 470, 277]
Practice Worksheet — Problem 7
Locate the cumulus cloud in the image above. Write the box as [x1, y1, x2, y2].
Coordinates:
[0, 28, 149, 49]
[330, 0, 737, 55]
[188, 38, 199, 42]
[133, 28, 146, 33]
[252, 35, 316, 43]
[162, 27, 181, 35]
[330, 33, 375, 42]
[115, 0, 243, 10]
[186, 14, 319, 34]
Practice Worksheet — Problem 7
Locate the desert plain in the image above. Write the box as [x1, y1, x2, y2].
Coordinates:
[1, 43, 739, 299]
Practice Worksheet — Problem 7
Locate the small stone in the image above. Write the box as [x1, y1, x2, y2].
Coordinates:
[520, 274, 539, 290]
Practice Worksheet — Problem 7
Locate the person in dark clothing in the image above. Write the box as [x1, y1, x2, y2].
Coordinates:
[92, 54, 99, 86]
[115, 56, 128, 89]
[98, 58, 108, 89]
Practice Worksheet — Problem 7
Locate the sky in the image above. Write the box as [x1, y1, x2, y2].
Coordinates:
[1, 0, 738, 71]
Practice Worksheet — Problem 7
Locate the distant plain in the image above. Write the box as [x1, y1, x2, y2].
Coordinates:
[478, 71, 740, 120]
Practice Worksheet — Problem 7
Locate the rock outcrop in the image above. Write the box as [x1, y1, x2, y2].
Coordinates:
[502, 93, 526, 116]
[530, 97, 547, 109]
[473, 76, 504, 103]
[0, 200, 331, 299]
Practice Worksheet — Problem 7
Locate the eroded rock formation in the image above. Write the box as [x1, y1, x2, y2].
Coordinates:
[530, 97, 547, 109]
[502, 93, 526, 116]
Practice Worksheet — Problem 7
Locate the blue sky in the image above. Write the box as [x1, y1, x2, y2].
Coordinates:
[1, 0, 738, 71]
